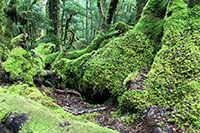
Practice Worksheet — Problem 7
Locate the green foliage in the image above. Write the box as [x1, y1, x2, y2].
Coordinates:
[2, 47, 36, 84]
[10, 34, 24, 48]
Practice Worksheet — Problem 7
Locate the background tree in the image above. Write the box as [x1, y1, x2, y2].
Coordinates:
[135, 0, 148, 23]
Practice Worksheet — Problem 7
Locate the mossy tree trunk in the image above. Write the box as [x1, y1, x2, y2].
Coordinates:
[0, 0, 4, 40]
[135, 0, 148, 23]
[46, 0, 60, 36]
[106, 0, 119, 25]
[53, 0, 169, 99]
[4, 0, 19, 40]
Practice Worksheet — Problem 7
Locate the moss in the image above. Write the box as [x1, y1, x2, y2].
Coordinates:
[10, 34, 24, 48]
[2, 47, 36, 84]
[118, 90, 149, 113]
[54, 0, 169, 99]
[54, 52, 93, 88]
[0, 86, 116, 133]
[145, 0, 200, 129]
[33, 43, 58, 69]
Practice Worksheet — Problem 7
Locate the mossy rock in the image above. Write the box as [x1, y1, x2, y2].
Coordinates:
[2, 47, 37, 84]
[118, 90, 149, 113]
[0, 85, 116, 133]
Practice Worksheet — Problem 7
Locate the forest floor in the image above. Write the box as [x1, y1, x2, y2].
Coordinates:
[38, 86, 183, 133]
[0, 61, 184, 132]
[37, 68, 184, 133]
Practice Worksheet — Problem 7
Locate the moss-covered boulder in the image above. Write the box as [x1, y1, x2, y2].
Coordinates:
[0, 85, 116, 133]
[118, 90, 149, 113]
[2, 47, 36, 84]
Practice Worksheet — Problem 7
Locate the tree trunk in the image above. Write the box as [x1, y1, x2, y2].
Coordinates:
[0, 0, 4, 39]
[86, 0, 89, 42]
[46, 0, 60, 36]
[135, 0, 148, 23]
[97, 0, 107, 31]
[106, 0, 119, 25]
[90, 0, 93, 41]
[61, 0, 66, 40]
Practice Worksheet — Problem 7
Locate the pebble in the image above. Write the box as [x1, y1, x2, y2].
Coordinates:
[153, 127, 163, 133]
[147, 108, 155, 117]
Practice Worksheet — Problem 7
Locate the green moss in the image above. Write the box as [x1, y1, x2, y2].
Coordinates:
[145, 0, 200, 129]
[55, 52, 92, 88]
[0, 86, 116, 133]
[10, 34, 24, 48]
[2, 47, 36, 84]
[54, 0, 169, 99]
[118, 90, 149, 113]
[33, 43, 58, 69]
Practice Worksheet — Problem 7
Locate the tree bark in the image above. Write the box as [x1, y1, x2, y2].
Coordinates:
[106, 0, 119, 25]
[46, 0, 60, 36]
[135, 0, 148, 23]
[86, 0, 89, 42]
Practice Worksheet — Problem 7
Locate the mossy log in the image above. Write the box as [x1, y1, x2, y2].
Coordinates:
[54, 0, 168, 98]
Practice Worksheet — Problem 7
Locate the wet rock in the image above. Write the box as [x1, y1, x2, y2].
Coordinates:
[59, 122, 70, 128]
[147, 108, 156, 117]
[153, 127, 163, 133]
[1, 113, 27, 133]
